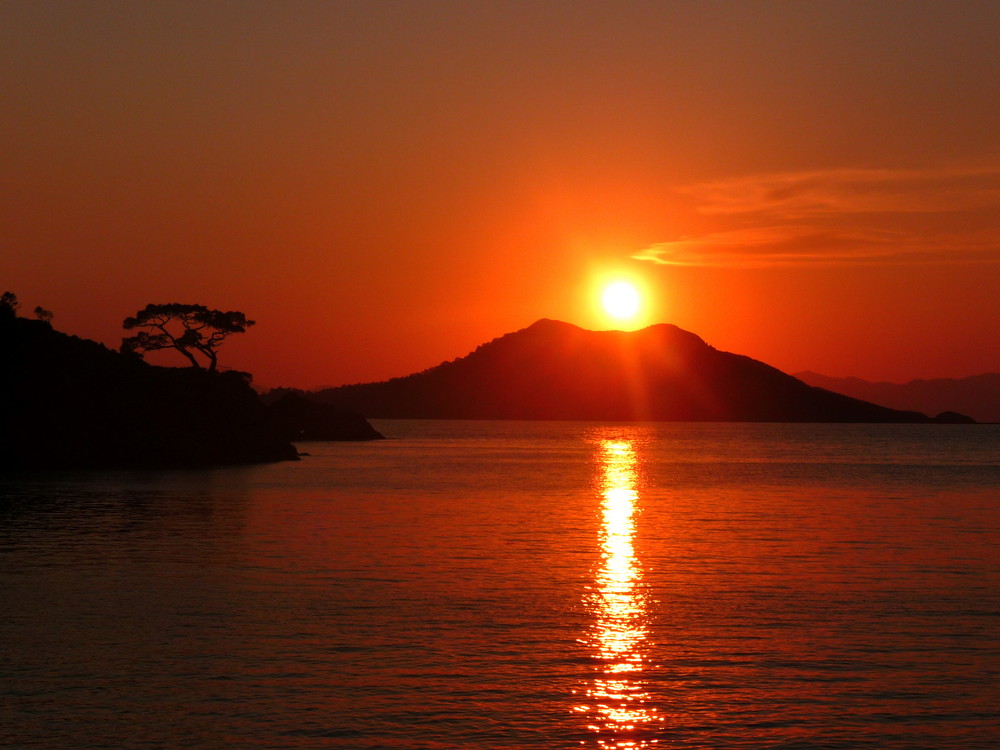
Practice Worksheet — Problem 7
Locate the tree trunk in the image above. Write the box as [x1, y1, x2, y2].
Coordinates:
[176, 346, 202, 368]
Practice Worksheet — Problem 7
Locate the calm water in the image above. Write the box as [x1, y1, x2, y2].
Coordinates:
[2, 421, 999, 749]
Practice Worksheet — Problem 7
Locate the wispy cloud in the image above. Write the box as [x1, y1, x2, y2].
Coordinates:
[634, 166, 1000, 267]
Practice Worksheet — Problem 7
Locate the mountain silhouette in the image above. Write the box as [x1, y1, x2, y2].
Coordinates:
[314, 319, 951, 422]
[795, 371, 999, 423]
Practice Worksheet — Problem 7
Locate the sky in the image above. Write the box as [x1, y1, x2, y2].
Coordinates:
[4, 0, 1000, 388]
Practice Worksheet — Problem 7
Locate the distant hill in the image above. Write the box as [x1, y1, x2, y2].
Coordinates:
[313, 319, 951, 423]
[795, 371, 1000, 424]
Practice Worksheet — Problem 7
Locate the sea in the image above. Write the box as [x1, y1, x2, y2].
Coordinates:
[2, 421, 999, 749]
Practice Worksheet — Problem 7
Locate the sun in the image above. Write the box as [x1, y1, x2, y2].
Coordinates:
[602, 281, 641, 320]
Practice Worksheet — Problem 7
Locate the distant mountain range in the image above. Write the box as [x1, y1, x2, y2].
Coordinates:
[314, 319, 968, 423]
[795, 371, 1000, 424]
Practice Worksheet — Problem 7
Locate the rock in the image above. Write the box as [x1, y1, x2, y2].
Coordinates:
[933, 411, 977, 424]
[267, 392, 384, 441]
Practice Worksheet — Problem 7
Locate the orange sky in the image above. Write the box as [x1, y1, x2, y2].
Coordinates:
[4, 1, 1000, 388]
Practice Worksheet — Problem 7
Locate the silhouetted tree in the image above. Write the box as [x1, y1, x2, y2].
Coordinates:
[121, 303, 254, 372]
[0, 291, 19, 320]
[34, 306, 54, 323]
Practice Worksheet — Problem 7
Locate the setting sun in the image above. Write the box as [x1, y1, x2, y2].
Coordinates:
[602, 282, 641, 320]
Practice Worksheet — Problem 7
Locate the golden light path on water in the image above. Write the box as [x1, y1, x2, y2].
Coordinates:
[575, 436, 661, 747]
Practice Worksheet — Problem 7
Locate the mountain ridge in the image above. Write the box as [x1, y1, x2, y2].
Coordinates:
[313, 320, 957, 423]
[795, 371, 1000, 424]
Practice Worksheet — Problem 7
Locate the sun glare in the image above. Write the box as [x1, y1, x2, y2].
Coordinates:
[602, 282, 641, 320]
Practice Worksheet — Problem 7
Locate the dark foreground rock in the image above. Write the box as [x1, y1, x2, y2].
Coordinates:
[267, 392, 384, 441]
[1, 315, 298, 470]
[933, 411, 978, 424]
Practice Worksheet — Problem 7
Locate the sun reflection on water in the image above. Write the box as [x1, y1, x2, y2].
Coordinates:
[575, 436, 661, 747]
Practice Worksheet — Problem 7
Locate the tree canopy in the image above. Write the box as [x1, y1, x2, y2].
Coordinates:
[0, 291, 19, 320]
[121, 303, 254, 371]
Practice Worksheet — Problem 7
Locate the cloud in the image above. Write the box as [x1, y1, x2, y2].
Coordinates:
[635, 166, 1000, 267]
